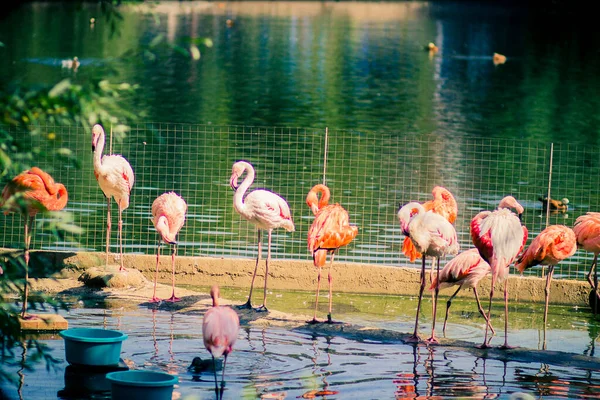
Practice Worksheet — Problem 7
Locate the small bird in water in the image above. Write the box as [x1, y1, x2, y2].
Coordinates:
[493, 52, 506, 65]
[61, 56, 80, 71]
[538, 196, 569, 213]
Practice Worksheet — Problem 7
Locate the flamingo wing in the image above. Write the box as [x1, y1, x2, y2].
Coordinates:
[97, 155, 135, 207]
[516, 225, 575, 273]
[245, 189, 294, 230]
[202, 307, 240, 358]
[308, 204, 358, 252]
[574, 214, 600, 253]
[432, 248, 490, 290]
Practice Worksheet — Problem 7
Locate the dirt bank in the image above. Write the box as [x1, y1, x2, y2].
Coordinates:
[14, 249, 591, 306]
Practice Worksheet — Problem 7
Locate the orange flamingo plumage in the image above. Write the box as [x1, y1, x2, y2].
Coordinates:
[1, 167, 68, 317]
[202, 285, 239, 396]
[515, 224, 576, 347]
[402, 186, 457, 263]
[573, 212, 600, 312]
[150, 192, 187, 303]
[306, 184, 358, 324]
[398, 201, 459, 344]
[92, 124, 135, 271]
[470, 196, 528, 348]
[430, 248, 494, 336]
[230, 161, 295, 311]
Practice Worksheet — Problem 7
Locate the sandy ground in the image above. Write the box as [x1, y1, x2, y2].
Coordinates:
[23, 250, 591, 305]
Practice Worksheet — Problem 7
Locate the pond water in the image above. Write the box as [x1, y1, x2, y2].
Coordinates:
[1, 289, 599, 400]
[2, 2, 600, 281]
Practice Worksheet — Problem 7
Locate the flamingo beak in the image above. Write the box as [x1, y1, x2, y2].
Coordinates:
[230, 173, 239, 191]
[518, 213, 523, 221]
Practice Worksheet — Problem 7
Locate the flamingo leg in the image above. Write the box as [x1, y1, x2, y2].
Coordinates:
[309, 264, 322, 324]
[255, 229, 272, 312]
[499, 279, 513, 349]
[478, 274, 496, 349]
[427, 258, 441, 344]
[150, 241, 161, 303]
[105, 197, 111, 267]
[473, 287, 495, 335]
[239, 229, 261, 309]
[211, 356, 219, 396]
[407, 256, 426, 343]
[165, 245, 180, 302]
[220, 353, 229, 397]
[443, 285, 463, 336]
[21, 215, 34, 318]
[117, 201, 126, 271]
[327, 251, 335, 324]
[542, 265, 555, 350]
[586, 254, 597, 289]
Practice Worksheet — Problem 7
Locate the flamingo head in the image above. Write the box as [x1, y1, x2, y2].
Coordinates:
[397, 202, 423, 236]
[155, 215, 176, 244]
[498, 196, 524, 218]
[230, 162, 248, 191]
[91, 124, 104, 152]
[210, 285, 220, 307]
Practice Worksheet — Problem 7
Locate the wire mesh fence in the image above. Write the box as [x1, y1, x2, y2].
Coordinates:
[2, 122, 600, 281]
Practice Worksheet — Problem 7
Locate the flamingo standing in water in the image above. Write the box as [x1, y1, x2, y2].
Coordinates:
[515, 224, 576, 347]
[573, 212, 600, 313]
[306, 184, 358, 323]
[230, 161, 295, 311]
[92, 124, 135, 271]
[1, 167, 68, 317]
[471, 196, 528, 348]
[398, 201, 459, 344]
[430, 248, 494, 336]
[150, 192, 187, 303]
[203, 285, 239, 397]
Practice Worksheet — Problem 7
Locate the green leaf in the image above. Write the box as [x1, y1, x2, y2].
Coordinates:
[48, 79, 72, 98]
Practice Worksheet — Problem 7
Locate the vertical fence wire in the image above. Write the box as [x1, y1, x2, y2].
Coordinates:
[1, 123, 599, 281]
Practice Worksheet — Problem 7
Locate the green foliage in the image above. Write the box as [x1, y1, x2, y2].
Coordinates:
[0, 56, 138, 389]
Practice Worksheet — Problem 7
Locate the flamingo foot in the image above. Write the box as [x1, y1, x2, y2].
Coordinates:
[118, 266, 127, 272]
[307, 318, 322, 324]
[404, 334, 421, 344]
[476, 342, 492, 349]
[164, 295, 180, 303]
[236, 300, 253, 310]
[20, 314, 38, 321]
[499, 344, 516, 350]
[254, 305, 268, 313]
[425, 336, 440, 345]
[149, 297, 161, 304]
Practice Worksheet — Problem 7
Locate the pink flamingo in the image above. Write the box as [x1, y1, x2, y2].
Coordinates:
[203, 285, 239, 396]
[306, 184, 358, 323]
[471, 196, 528, 348]
[230, 161, 295, 311]
[515, 224, 576, 347]
[1, 167, 68, 317]
[398, 201, 459, 344]
[573, 212, 600, 312]
[150, 192, 187, 303]
[430, 248, 494, 336]
[92, 124, 135, 271]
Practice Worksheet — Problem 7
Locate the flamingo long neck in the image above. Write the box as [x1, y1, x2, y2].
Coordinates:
[316, 185, 330, 209]
[93, 130, 105, 171]
[233, 164, 255, 220]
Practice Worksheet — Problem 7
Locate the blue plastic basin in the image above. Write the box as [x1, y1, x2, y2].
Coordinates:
[59, 328, 128, 366]
[106, 371, 178, 400]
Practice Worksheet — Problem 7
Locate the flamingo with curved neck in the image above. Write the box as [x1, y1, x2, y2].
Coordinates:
[92, 124, 135, 271]
[230, 160, 294, 311]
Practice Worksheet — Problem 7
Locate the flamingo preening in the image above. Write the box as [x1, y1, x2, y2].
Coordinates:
[398, 201, 459, 344]
[202, 285, 239, 398]
[150, 192, 187, 303]
[401, 186, 458, 263]
[515, 225, 576, 348]
[1, 167, 68, 318]
[306, 184, 358, 323]
[92, 124, 135, 271]
[230, 161, 295, 311]
[471, 196, 528, 348]
[573, 212, 600, 313]
[430, 248, 494, 336]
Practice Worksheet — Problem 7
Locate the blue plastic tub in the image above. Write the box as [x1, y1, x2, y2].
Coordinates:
[106, 370, 178, 400]
[59, 328, 128, 367]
